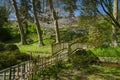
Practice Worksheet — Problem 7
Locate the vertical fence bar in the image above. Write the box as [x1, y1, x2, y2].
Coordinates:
[23, 63, 25, 79]
[3, 71, 6, 80]
[8, 68, 12, 80]
[16, 65, 20, 80]
[44, 57, 46, 68]
[20, 64, 23, 80]
[26, 62, 29, 80]
[51, 43, 53, 54]
[68, 43, 71, 54]
[12, 68, 15, 80]
[25, 63, 27, 80]
[38, 55, 40, 68]
[42, 57, 44, 69]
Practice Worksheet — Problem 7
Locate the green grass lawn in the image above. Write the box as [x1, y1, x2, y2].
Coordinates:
[33, 63, 120, 80]
[90, 46, 120, 57]
[17, 43, 51, 56]
[87, 64, 120, 80]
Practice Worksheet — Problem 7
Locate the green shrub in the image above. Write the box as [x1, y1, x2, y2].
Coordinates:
[0, 43, 31, 70]
[91, 46, 120, 57]
[0, 27, 12, 42]
[4, 44, 19, 51]
[28, 24, 36, 33]
[26, 38, 34, 44]
[0, 43, 19, 52]
[43, 38, 55, 44]
[0, 6, 9, 27]
[16, 52, 31, 61]
[0, 51, 19, 69]
[68, 49, 99, 69]
[34, 60, 65, 80]
[0, 42, 5, 51]
[0, 51, 31, 70]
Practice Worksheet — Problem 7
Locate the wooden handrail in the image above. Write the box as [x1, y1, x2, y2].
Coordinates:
[51, 42, 69, 54]
[0, 41, 86, 80]
[0, 60, 34, 80]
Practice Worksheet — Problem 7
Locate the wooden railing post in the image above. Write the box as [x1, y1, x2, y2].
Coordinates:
[3, 71, 6, 80]
[38, 55, 40, 67]
[20, 65, 23, 80]
[12, 68, 16, 79]
[8, 68, 12, 80]
[31, 60, 34, 80]
[41, 57, 43, 70]
[16, 65, 20, 79]
[25, 63, 27, 80]
[23, 63, 25, 79]
[51, 43, 53, 54]
[68, 43, 71, 54]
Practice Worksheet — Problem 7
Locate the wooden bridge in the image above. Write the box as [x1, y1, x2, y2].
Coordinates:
[0, 42, 87, 80]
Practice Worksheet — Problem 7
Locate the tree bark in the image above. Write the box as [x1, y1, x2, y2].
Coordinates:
[32, 0, 44, 46]
[48, 0, 60, 43]
[12, 0, 27, 45]
[112, 0, 118, 47]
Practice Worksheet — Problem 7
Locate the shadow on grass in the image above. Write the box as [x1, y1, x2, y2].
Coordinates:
[57, 64, 120, 80]
[85, 64, 120, 80]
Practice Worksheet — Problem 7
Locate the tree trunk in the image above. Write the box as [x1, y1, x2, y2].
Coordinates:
[112, 0, 118, 47]
[12, 0, 27, 45]
[48, 0, 60, 43]
[32, 0, 44, 46]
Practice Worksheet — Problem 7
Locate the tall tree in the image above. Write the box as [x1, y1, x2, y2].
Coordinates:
[81, 0, 98, 16]
[19, 0, 32, 34]
[32, 0, 44, 46]
[96, 0, 119, 46]
[96, 0, 120, 28]
[12, 0, 27, 45]
[48, 0, 60, 43]
[112, 0, 118, 46]
[0, 6, 9, 27]
[61, 0, 77, 17]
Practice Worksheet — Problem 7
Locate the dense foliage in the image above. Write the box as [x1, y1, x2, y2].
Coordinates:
[0, 42, 31, 70]
[0, 0, 120, 72]
[0, 6, 8, 27]
[68, 49, 99, 69]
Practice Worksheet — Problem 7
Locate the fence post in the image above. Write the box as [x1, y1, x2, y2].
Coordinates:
[12, 68, 16, 79]
[50, 56, 52, 65]
[51, 43, 53, 54]
[44, 57, 46, 68]
[68, 43, 71, 54]
[25, 63, 27, 80]
[8, 68, 12, 80]
[16, 65, 20, 80]
[38, 55, 40, 68]
[20, 64, 23, 80]
[3, 71, 6, 80]
[23, 63, 26, 79]
[41, 57, 44, 71]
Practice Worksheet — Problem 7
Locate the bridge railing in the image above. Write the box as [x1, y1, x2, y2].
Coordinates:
[0, 42, 86, 80]
[35, 50, 68, 70]
[51, 42, 87, 54]
[51, 43, 69, 54]
[68, 42, 87, 54]
[0, 60, 34, 80]
[0, 49, 68, 80]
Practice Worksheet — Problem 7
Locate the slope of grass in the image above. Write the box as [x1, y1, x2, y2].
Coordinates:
[33, 62, 120, 80]
[90, 46, 120, 57]
[18, 44, 51, 56]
